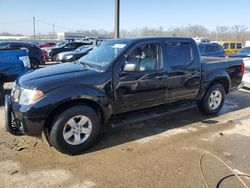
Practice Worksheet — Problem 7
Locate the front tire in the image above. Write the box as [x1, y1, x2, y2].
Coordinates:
[198, 83, 225, 115]
[49, 105, 100, 155]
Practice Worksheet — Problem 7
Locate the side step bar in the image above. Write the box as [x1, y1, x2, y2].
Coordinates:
[109, 101, 197, 128]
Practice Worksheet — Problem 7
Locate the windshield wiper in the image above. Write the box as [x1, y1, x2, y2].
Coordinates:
[76, 61, 101, 72]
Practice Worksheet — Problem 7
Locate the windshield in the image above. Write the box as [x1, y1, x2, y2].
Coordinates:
[78, 40, 129, 70]
[237, 47, 250, 54]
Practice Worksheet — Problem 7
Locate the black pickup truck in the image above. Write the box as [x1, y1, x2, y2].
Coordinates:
[5, 37, 244, 154]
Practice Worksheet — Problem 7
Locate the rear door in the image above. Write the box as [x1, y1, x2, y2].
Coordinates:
[164, 40, 201, 102]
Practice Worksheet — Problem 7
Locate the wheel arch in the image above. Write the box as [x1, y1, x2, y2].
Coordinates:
[44, 98, 107, 131]
[197, 70, 231, 100]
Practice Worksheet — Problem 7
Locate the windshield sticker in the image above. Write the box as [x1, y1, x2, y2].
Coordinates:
[111, 44, 126, 49]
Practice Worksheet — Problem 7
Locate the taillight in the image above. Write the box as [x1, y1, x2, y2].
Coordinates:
[241, 61, 245, 76]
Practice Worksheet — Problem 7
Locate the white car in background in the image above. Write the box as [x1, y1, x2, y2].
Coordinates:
[242, 58, 250, 88]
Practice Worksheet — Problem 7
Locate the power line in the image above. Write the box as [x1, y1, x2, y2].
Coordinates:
[0, 19, 31, 24]
[36, 19, 71, 30]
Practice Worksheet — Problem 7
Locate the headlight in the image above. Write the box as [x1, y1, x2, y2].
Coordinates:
[19, 89, 44, 105]
[65, 55, 73, 59]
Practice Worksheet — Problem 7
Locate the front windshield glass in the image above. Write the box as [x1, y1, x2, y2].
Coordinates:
[78, 40, 129, 70]
[237, 47, 250, 54]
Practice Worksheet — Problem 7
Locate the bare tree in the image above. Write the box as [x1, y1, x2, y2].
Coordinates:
[231, 25, 248, 41]
[216, 26, 229, 40]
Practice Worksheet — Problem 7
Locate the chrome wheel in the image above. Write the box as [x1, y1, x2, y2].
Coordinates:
[209, 90, 222, 110]
[63, 115, 92, 145]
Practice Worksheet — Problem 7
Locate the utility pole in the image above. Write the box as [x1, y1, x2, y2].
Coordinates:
[33, 16, 36, 39]
[53, 24, 55, 40]
[114, 0, 120, 38]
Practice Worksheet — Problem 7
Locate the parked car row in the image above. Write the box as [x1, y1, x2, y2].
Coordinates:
[0, 42, 44, 68]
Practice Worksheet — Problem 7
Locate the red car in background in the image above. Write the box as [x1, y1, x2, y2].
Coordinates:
[42, 49, 49, 62]
[38, 42, 56, 49]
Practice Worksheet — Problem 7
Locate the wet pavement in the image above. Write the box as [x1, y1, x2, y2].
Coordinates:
[0, 76, 250, 187]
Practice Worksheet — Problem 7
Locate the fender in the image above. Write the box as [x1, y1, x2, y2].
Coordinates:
[196, 69, 231, 100]
[28, 85, 113, 123]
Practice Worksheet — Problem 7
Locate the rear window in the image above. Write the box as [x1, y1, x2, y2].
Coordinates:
[223, 43, 229, 49]
[230, 43, 235, 49]
[236, 43, 242, 49]
[204, 45, 215, 53]
[214, 45, 222, 52]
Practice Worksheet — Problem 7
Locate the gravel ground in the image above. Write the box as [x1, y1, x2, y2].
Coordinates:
[0, 64, 250, 188]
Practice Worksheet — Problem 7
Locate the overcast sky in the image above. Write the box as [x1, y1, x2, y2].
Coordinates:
[0, 0, 249, 35]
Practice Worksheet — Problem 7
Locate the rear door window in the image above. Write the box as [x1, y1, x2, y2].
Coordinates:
[165, 42, 193, 68]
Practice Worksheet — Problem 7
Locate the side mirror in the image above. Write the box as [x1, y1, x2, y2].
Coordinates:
[123, 63, 137, 72]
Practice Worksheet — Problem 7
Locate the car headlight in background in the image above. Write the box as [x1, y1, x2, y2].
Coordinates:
[19, 89, 44, 105]
[19, 56, 31, 68]
[65, 55, 73, 60]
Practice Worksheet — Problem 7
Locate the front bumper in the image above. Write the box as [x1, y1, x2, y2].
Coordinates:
[5, 95, 45, 136]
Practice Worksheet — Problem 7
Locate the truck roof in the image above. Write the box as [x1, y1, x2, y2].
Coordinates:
[107, 37, 196, 43]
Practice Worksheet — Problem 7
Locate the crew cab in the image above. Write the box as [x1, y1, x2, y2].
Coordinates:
[5, 37, 244, 154]
[0, 49, 30, 101]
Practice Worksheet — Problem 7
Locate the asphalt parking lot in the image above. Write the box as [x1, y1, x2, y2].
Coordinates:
[0, 64, 250, 188]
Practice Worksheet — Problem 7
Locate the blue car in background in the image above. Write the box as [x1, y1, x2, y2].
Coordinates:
[229, 47, 250, 58]
[198, 43, 226, 57]
[0, 49, 30, 100]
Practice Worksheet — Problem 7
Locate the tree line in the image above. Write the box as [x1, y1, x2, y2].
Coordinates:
[75, 25, 250, 44]
[1, 25, 249, 44]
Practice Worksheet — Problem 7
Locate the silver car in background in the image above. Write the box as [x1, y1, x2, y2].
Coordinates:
[242, 58, 250, 88]
[56, 45, 93, 62]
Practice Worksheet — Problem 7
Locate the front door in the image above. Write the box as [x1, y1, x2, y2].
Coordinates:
[113, 42, 167, 114]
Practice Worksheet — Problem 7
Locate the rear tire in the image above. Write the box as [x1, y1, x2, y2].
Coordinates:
[198, 83, 225, 115]
[49, 105, 100, 155]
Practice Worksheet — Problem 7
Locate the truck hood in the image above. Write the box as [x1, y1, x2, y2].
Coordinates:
[17, 63, 102, 93]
